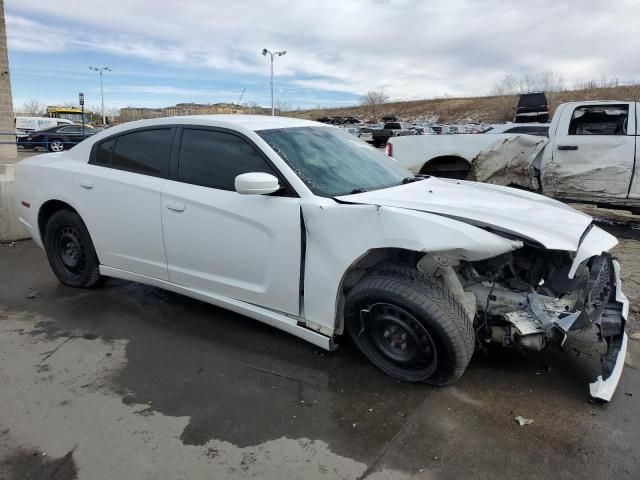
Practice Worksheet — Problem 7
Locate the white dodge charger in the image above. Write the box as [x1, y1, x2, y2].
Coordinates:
[14, 115, 628, 400]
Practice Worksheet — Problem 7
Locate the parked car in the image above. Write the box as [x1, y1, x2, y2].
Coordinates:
[372, 122, 418, 147]
[15, 116, 74, 139]
[387, 100, 640, 210]
[15, 115, 627, 401]
[408, 126, 436, 135]
[18, 124, 97, 152]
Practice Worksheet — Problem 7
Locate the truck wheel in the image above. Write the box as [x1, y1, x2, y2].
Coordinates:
[344, 265, 475, 385]
[43, 210, 102, 288]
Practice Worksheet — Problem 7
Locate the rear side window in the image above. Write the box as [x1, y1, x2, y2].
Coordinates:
[178, 129, 276, 190]
[94, 128, 172, 175]
[569, 105, 628, 135]
[95, 137, 116, 165]
[59, 126, 81, 133]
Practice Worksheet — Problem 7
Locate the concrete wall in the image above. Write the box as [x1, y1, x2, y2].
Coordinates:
[0, 0, 16, 162]
[0, 0, 26, 241]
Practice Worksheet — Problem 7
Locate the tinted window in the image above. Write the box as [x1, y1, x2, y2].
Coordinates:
[59, 126, 81, 133]
[569, 105, 628, 135]
[517, 93, 548, 109]
[110, 129, 172, 175]
[95, 137, 116, 165]
[178, 129, 276, 190]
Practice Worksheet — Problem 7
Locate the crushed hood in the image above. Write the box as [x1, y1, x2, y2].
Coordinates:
[336, 178, 593, 251]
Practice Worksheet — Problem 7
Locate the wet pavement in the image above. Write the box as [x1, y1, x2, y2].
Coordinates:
[0, 232, 639, 479]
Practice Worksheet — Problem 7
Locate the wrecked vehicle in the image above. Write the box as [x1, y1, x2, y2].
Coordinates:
[14, 115, 628, 401]
[387, 101, 640, 210]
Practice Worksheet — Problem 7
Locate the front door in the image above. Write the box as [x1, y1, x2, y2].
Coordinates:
[161, 127, 301, 315]
[543, 102, 636, 202]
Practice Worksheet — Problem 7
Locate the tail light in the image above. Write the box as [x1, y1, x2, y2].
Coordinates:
[385, 142, 393, 157]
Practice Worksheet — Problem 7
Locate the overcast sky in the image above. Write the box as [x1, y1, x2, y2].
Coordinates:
[6, 0, 640, 110]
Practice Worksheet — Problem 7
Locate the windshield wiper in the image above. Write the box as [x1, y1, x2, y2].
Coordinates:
[399, 176, 424, 184]
[350, 188, 368, 194]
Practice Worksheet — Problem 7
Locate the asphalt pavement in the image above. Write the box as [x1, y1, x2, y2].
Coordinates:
[0, 233, 638, 479]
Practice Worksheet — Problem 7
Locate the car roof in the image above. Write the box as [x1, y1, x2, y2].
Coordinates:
[105, 115, 323, 133]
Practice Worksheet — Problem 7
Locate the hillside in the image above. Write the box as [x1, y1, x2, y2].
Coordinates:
[288, 84, 640, 124]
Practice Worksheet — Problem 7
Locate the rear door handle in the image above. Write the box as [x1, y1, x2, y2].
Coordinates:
[79, 180, 93, 189]
[166, 202, 185, 212]
[557, 145, 578, 151]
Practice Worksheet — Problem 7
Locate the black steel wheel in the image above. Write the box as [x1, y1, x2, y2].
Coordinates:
[365, 303, 438, 378]
[44, 210, 102, 288]
[345, 265, 475, 385]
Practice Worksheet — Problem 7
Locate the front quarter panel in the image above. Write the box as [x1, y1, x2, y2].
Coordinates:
[300, 199, 523, 333]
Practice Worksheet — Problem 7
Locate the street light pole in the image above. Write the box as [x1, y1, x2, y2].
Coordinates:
[261, 49, 286, 116]
[89, 66, 111, 125]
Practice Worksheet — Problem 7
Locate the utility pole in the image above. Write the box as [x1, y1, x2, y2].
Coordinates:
[89, 66, 111, 125]
[79, 92, 85, 136]
[261, 49, 287, 116]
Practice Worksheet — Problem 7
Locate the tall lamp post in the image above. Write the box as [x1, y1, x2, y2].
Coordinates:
[89, 66, 111, 125]
[261, 49, 286, 116]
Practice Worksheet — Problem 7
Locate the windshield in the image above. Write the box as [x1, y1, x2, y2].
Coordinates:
[258, 126, 411, 197]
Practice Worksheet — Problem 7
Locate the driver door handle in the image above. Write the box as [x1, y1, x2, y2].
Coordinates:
[166, 202, 185, 212]
[79, 180, 93, 189]
[558, 145, 578, 151]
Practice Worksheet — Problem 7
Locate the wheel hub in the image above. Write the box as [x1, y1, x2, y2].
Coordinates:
[366, 303, 437, 368]
[55, 226, 85, 274]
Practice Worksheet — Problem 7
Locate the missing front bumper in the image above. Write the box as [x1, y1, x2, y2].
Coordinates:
[588, 259, 629, 402]
[496, 255, 628, 402]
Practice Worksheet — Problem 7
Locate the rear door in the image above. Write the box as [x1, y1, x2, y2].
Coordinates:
[74, 127, 174, 280]
[161, 127, 301, 315]
[544, 103, 635, 202]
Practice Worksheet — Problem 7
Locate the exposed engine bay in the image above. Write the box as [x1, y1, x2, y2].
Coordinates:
[417, 243, 626, 400]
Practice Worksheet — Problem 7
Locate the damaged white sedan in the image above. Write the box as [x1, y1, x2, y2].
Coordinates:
[15, 115, 628, 401]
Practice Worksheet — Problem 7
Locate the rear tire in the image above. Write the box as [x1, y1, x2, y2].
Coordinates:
[48, 138, 65, 152]
[344, 265, 475, 385]
[43, 210, 102, 288]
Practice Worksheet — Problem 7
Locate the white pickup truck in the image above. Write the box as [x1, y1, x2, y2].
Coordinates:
[387, 101, 640, 210]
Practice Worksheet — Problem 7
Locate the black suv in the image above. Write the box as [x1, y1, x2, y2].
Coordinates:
[514, 92, 549, 123]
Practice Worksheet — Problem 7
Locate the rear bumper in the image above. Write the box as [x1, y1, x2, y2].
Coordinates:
[588, 259, 628, 402]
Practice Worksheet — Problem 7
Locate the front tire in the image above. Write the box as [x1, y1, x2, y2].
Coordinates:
[43, 210, 102, 288]
[344, 265, 475, 385]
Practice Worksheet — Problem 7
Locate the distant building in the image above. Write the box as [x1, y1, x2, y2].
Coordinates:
[118, 102, 271, 122]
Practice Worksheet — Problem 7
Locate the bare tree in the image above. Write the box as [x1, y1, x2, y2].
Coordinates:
[490, 75, 519, 121]
[275, 100, 293, 114]
[20, 98, 46, 116]
[490, 71, 566, 121]
[361, 90, 390, 113]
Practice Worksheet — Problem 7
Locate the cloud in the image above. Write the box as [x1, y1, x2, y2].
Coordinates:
[5, 15, 69, 53]
[6, 0, 640, 102]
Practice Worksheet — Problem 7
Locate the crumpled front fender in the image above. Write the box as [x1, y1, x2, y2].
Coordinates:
[300, 199, 523, 334]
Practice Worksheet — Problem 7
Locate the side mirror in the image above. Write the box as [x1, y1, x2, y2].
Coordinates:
[235, 172, 281, 195]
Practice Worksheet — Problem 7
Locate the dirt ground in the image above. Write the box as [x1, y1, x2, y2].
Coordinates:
[0, 220, 638, 480]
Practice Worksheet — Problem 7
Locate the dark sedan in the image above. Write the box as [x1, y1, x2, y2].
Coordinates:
[18, 125, 97, 152]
